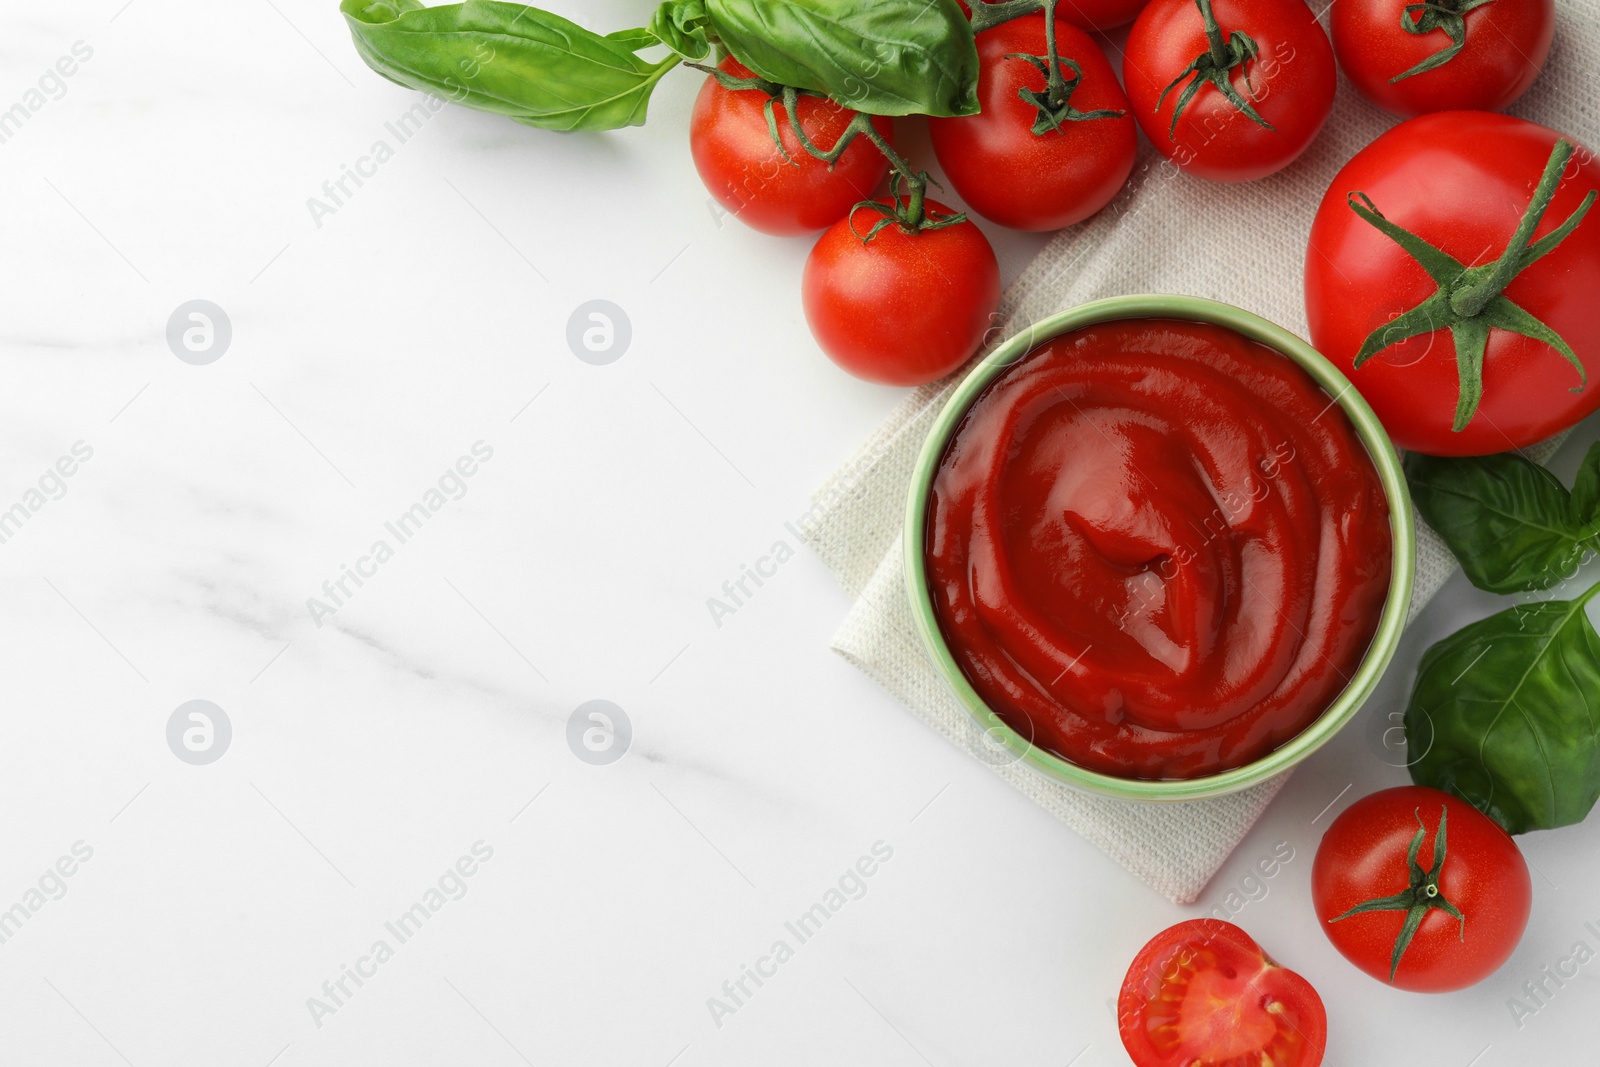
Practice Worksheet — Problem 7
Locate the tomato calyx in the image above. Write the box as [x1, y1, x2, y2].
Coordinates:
[847, 173, 969, 242]
[1328, 805, 1468, 983]
[1006, 1, 1126, 135]
[1347, 138, 1596, 432]
[1390, 0, 1497, 83]
[1155, 0, 1274, 139]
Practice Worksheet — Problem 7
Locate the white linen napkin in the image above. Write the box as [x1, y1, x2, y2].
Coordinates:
[800, 6, 1598, 902]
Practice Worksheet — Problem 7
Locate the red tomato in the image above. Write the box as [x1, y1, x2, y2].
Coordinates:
[689, 57, 892, 236]
[1057, 0, 1153, 30]
[928, 14, 1136, 231]
[1331, 0, 1553, 117]
[958, 0, 1150, 34]
[802, 200, 1000, 386]
[1313, 786, 1531, 993]
[1124, 0, 1336, 182]
[1119, 919, 1326, 1067]
[1305, 112, 1600, 455]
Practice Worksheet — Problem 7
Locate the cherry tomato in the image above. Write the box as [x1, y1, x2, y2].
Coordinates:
[1331, 0, 1553, 117]
[1124, 0, 1336, 182]
[1305, 112, 1600, 455]
[928, 14, 1136, 231]
[689, 57, 893, 236]
[802, 200, 1000, 386]
[1119, 919, 1326, 1067]
[1313, 786, 1531, 992]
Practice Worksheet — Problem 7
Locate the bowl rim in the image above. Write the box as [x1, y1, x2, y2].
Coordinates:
[902, 294, 1417, 802]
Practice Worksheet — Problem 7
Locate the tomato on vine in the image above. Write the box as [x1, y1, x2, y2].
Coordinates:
[1331, 0, 1553, 117]
[929, 12, 1136, 231]
[689, 56, 893, 236]
[1124, 0, 1335, 182]
[966, 0, 1152, 32]
[1305, 112, 1600, 455]
[1313, 786, 1531, 992]
[1118, 919, 1327, 1067]
[802, 197, 1000, 386]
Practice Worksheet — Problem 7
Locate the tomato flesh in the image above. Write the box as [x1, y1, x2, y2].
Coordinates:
[1120, 919, 1326, 1067]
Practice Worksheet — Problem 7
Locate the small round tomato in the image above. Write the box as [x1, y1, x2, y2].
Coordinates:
[1119, 919, 1326, 1067]
[1331, 0, 1553, 117]
[802, 200, 1000, 386]
[928, 14, 1135, 231]
[1305, 112, 1600, 455]
[689, 57, 893, 236]
[1313, 785, 1531, 993]
[1056, 0, 1152, 30]
[1124, 0, 1336, 182]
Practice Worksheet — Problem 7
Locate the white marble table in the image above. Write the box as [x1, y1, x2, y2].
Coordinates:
[3, 1, 1597, 1063]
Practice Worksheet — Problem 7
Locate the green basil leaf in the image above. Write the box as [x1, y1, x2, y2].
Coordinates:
[1406, 451, 1585, 594]
[1569, 440, 1600, 530]
[1407, 587, 1600, 834]
[648, 0, 711, 61]
[703, 0, 979, 116]
[340, 0, 679, 132]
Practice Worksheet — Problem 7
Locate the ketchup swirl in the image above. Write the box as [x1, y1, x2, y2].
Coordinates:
[926, 319, 1392, 780]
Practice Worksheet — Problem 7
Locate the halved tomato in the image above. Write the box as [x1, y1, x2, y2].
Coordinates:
[1118, 919, 1326, 1067]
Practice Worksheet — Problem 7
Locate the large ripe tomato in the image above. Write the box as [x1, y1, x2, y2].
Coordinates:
[689, 57, 893, 236]
[1119, 919, 1326, 1067]
[928, 14, 1136, 231]
[1331, 0, 1553, 117]
[1305, 112, 1600, 455]
[1124, 0, 1336, 182]
[802, 200, 1000, 386]
[1312, 785, 1531, 992]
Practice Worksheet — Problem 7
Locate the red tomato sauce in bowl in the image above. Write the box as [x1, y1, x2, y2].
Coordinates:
[924, 318, 1392, 780]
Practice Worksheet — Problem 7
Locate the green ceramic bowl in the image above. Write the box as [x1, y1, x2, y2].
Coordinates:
[904, 295, 1415, 802]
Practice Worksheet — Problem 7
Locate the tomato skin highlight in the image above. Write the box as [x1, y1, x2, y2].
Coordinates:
[1305, 112, 1600, 456]
[1331, 0, 1553, 117]
[928, 15, 1136, 231]
[801, 201, 1001, 387]
[689, 57, 893, 236]
[1312, 785, 1531, 992]
[1119, 919, 1327, 1067]
[1124, 0, 1335, 182]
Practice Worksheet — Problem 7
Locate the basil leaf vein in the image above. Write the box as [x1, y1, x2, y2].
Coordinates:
[703, 0, 979, 117]
[1407, 587, 1600, 834]
[341, 0, 679, 132]
[1406, 450, 1595, 594]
